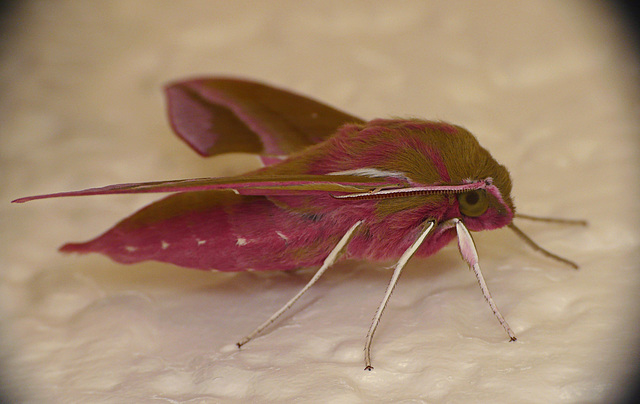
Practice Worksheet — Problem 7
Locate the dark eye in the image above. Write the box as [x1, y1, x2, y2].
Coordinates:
[457, 190, 488, 217]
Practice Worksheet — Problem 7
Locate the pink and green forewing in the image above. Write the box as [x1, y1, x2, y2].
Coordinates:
[165, 77, 364, 159]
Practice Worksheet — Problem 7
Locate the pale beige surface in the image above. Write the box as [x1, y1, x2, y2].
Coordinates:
[1, 1, 639, 403]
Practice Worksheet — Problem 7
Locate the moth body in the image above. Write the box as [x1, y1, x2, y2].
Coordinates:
[59, 118, 514, 272]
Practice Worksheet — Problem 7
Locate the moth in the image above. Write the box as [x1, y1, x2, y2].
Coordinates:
[13, 77, 586, 370]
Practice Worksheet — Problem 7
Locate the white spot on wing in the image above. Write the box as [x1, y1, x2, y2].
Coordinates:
[276, 231, 289, 241]
[125, 246, 138, 252]
[196, 239, 207, 246]
[161, 241, 170, 250]
[236, 237, 248, 246]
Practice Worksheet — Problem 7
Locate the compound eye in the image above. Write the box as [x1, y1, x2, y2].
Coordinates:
[457, 190, 489, 217]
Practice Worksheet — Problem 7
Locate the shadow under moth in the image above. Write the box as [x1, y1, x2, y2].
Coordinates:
[13, 77, 586, 370]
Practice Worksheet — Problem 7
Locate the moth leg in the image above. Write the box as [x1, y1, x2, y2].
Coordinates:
[236, 220, 363, 348]
[454, 218, 517, 341]
[364, 220, 436, 371]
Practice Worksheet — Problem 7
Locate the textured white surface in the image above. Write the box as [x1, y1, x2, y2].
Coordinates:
[1, 1, 639, 403]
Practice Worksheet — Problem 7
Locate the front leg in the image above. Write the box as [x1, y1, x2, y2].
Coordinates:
[451, 218, 516, 341]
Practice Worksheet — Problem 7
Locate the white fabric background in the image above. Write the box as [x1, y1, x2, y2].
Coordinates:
[1, 1, 639, 403]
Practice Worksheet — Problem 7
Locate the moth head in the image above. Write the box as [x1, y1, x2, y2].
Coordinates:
[343, 119, 516, 228]
[454, 180, 514, 232]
